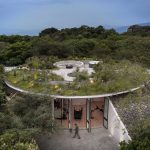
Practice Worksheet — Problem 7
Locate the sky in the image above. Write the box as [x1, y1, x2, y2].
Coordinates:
[0, 0, 150, 35]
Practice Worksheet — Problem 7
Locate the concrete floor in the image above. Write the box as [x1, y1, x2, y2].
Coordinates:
[37, 128, 119, 150]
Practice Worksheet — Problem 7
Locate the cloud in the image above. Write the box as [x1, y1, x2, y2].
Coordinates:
[0, 0, 150, 35]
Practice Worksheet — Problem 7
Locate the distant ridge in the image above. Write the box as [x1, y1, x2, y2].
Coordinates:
[115, 22, 150, 33]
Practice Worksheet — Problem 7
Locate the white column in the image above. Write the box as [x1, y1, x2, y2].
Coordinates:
[51, 98, 55, 132]
[89, 99, 91, 132]
[61, 99, 64, 125]
[69, 99, 72, 131]
[51, 98, 55, 120]
[87, 99, 91, 132]
[86, 99, 90, 129]
[61, 99, 64, 117]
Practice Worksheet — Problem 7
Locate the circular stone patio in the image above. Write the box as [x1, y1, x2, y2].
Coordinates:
[37, 128, 119, 150]
[52, 60, 96, 81]
[54, 60, 84, 68]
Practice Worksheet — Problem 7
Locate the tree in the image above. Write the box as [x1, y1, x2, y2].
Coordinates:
[0, 129, 39, 150]
[0, 94, 55, 149]
[0, 65, 6, 106]
[120, 120, 150, 150]
[8, 94, 55, 132]
[0, 41, 32, 65]
[73, 39, 96, 57]
[0, 113, 13, 134]
[39, 27, 59, 37]
[32, 37, 52, 56]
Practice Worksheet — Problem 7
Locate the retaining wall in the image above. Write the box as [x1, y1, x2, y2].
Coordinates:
[108, 100, 131, 143]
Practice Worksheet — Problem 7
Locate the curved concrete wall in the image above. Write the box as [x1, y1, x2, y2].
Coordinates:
[5, 80, 143, 99]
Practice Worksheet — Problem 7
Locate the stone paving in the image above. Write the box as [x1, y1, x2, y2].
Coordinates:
[37, 128, 119, 150]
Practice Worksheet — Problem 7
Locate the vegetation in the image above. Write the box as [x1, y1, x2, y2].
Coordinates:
[113, 84, 150, 149]
[8, 94, 55, 132]
[71, 70, 89, 82]
[126, 25, 150, 36]
[0, 25, 150, 67]
[6, 60, 150, 96]
[120, 118, 150, 150]
[26, 56, 58, 69]
[0, 66, 38, 149]
[0, 65, 6, 106]
[0, 25, 150, 149]
[113, 86, 150, 132]
[6, 69, 64, 93]
[0, 94, 55, 149]
[0, 129, 39, 150]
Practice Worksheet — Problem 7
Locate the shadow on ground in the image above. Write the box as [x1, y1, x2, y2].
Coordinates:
[37, 128, 119, 150]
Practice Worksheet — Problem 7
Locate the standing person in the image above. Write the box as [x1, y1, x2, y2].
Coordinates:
[73, 123, 80, 139]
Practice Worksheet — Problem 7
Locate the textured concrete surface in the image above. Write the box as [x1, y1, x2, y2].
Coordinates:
[37, 128, 119, 150]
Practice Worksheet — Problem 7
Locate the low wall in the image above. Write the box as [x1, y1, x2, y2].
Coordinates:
[5, 80, 142, 99]
[108, 100, 131, 143]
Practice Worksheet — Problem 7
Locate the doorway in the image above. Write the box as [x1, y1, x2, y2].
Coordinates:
[90, 98, 104, 128]
[71, 99, 86, 128]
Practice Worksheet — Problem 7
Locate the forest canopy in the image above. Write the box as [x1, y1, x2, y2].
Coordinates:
[0, 25, 150, 67]
[0, 24, 150, 149]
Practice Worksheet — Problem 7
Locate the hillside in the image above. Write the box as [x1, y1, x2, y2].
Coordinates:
[115, 22, 150, 33]
[0, 25, 150, 67]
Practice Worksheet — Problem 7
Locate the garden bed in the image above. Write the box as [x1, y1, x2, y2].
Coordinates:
[5, 60, 150, 96]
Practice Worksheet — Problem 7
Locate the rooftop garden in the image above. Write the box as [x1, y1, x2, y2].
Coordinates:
[5, 59, 150, 96]
[6, 69, 64, 94]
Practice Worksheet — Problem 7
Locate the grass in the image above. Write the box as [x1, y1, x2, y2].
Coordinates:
[5, 61, 150, 96]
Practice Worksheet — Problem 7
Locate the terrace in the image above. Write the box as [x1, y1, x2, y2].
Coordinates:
[5, 60, 150, 96]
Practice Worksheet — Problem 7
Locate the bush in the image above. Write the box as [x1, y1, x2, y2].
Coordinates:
[8, 94, 55, 132]
[0, 65, 6, 106]
[0, 129, 39, 150]
[120, 119, 150, 150]
[0, 113, 13, 134]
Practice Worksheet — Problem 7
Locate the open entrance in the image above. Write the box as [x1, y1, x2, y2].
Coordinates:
[53, 97, 106, 130]
[90, 98, 104, 128]
[71, 99, 86, 128]
[54, 99, 69, 128]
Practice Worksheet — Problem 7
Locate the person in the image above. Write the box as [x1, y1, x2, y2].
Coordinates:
[73, 123, 80, 139]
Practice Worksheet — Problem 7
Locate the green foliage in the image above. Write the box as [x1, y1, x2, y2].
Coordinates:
[120, 120, 150, 150]
[73, 70, 89, 82]
[73, 39, 96, 57]
[0, 94, 54, 150]
[0, 113, 13, 134]
[26, 56, 58, 69]
[0, 41, 32, 65]
[93, 60, 149, 92]
[39, 27, 59, 37]
[8, 94, 55, 132]
[0, 35, 31, 44]
[6, 60, 149, 96]
[0, 65, 6, 105]
[0, 129, 39, 150]
[114, 85, 150, 149]
[0, 25, 150, 67]
[6, 69, 63, 93]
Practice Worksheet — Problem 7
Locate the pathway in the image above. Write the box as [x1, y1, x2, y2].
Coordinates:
[37, 128, 119, 150]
